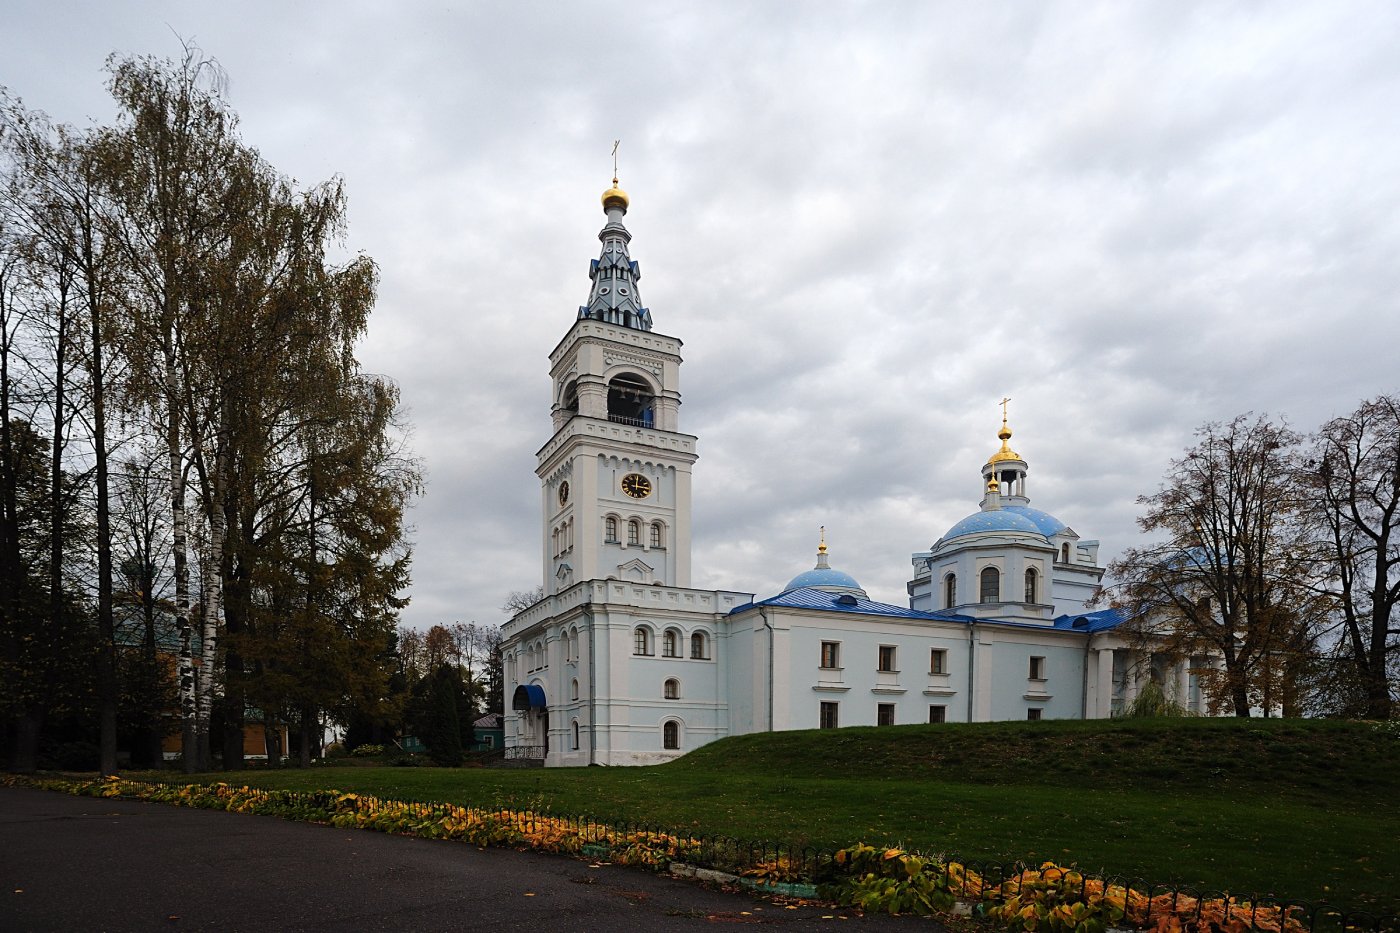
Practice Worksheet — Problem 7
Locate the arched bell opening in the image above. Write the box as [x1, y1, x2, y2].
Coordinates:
[561, 380, 580, 417]
[607, 373, 654, 427]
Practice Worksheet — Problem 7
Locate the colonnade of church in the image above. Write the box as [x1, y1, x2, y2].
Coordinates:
[1088, 646, 1217, 717]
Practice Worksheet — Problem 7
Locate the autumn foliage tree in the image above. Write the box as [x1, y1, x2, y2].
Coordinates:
[1106, 415, 1322, 716]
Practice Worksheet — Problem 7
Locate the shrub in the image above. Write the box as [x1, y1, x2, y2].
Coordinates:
[349, 744, 384, 758]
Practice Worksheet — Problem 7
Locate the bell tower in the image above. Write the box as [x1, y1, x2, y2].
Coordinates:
[536, 177, 697, 594]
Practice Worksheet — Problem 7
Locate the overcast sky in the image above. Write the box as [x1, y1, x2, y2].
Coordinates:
[6, 2, 1399, 628]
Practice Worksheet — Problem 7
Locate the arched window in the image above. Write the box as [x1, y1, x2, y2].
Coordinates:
[664, 678, 679, 699]
[605, 517, 618, 543]
[650, 522, 663, 548]
[980, 567, 1000, 603]
[633, 627, 652, 656]
[552, 527, 559, 556]
[628, 520, 641, 545]
[569, 628, 579, 661]
[663, 720, 680, 750]
[1025, 568, 1038, 604]
[690, 631, 709, 660]
[662, 629, 680, 658]
[944, 573, 957, 609]
[571, 678, 579, 701]
[571, 719, 580, 750]
[566, 519, 573, 550]
[1061, 543, 1070, 563]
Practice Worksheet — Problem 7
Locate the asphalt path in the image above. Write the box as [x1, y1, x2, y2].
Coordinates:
[0, 786, 942, 932]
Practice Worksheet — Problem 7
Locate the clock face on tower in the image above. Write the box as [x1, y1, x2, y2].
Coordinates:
[621, 473, 652, 499]
[558, 480, 570, 506]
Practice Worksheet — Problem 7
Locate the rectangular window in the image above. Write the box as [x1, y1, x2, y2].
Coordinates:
[820, 641, 840, 670]
[819, 701, 839, 729]
[1029, 656, 1046, 680]
[929, 704, 947, 724]
[1027, 708, 1043, 721]
[878, 645, 897, 673]
[877, 703, 896, 726]
[649, 523, 662, 548]
[929, 648, 948, 675]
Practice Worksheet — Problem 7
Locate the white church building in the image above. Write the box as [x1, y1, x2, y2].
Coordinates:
[501, 179, 1211, 766]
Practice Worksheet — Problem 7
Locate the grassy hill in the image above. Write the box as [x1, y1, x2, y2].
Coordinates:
[144, 717, 1400, 912]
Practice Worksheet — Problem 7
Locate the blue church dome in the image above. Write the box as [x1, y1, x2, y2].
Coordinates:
[784, 567, 864, 593]
[1001, 505, 1067, 537]
[782, 534, 867, 596]
[941, 509, 1046, 542]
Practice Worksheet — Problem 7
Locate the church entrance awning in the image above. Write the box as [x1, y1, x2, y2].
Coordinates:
[512, 684, 547, 711]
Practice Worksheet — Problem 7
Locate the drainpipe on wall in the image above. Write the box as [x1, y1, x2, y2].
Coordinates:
[1081, 634, 1092, 720]
[759, 607, 774, 732]
[966, 620, 976, 723]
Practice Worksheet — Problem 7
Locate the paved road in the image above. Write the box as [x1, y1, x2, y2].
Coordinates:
[1, 786, 941, 932]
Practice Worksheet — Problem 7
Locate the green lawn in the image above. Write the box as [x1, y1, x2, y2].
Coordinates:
[135, 718, 1400, 913]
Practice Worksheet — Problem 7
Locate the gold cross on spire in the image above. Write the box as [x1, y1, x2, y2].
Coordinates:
[1000, 397, 1011, 423]
[611, 139, 621, 184]
[818, 525, 827, 554]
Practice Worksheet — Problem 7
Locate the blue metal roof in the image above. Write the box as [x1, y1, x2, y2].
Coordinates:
[511, 684, 547, 710]
[729, 588, 1129, 639]
[941, 509, 1046, 542]
[1052, 608, 1129, 633]
[782, 567, 863, 593]
[731, 587, 933, 619]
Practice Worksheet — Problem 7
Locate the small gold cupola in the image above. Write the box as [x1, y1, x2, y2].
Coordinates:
[601, 174, 630, 213]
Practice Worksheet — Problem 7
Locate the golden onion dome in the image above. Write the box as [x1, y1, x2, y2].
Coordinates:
[986, 421, 1022, 465]
[602, 176, 629, 212]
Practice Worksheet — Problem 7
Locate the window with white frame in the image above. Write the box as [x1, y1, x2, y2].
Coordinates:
[571, 678, 579, 701]
[980, 566, 1000, 603]
[663, 678, 679, 699]
[634, 627, 652, 656]
[571, 719, 580, 750]
[819, 701, 839, 729]
[1027, 708, 1043, 721]
[605, 517, 618, 543]
[820, 641, 840, 669]
[628, 520, 640, 545]
[1029, 656, 1046, 680]
[944, 573, 956, 609]
[663, 720, 680, 749]
[690, 631, 709, 659]
[1025, 568, 1038, 604]
[650, 522, 663, 548]
[929, 648, 948, 675]
[929, 704, 947, 723]
[877, 703, 896, 726]
[662, 629, 680, 657]
[878, 645, 897, 673]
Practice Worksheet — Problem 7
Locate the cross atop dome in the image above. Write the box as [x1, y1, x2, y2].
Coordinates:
[982, 399, 1029, 505]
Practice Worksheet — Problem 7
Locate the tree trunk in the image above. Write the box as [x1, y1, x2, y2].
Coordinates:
[85, 219, 118, 777]
[196, 461, 226, 769]
[299, 704, 315, 768]
[167, 347, 197, 772]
